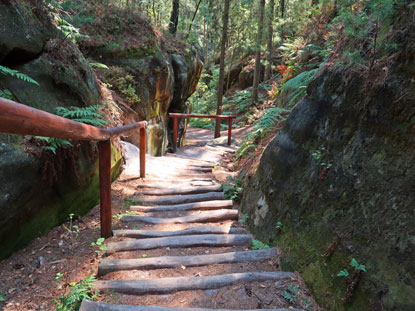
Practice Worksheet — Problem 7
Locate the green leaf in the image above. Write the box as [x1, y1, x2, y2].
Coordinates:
[350, 258, 359, 269]
[337, 269, 349, 277]
[90, 62, 109, 69]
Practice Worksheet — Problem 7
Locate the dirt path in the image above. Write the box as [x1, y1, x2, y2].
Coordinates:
[0, 127, 320, 311]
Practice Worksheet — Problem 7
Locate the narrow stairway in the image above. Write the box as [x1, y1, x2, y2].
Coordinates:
[80, 148, 306, 311]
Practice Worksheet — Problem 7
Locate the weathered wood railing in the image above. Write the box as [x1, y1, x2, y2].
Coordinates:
[0, 97, 147, 238]
[169, 113, 236, 150]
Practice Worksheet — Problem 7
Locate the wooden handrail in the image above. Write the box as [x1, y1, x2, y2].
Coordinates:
[169, 113, 236, 119]
[169, 113, 236, 149]
[0, 98, 147, 140]
[0, 97, 148, 238]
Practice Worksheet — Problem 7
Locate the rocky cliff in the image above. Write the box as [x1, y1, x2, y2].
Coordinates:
[240, 10, 415, 311]
[0, 0, 201, 259]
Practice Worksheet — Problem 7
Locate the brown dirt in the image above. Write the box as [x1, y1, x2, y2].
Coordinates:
[0, 127, 321, 311]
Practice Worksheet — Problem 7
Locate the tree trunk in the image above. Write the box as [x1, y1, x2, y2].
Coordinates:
[252, 0, 266, 102]
[214, 0, 231, 138]
[169, 0, 180, 34]
[279, 0, 285, 18]
[186, 0, 203, 39]
[264, 0, 275, 81]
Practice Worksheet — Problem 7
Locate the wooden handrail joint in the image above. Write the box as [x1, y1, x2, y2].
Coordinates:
[169, 113, 236, 149]
[0, 97, 148, 239]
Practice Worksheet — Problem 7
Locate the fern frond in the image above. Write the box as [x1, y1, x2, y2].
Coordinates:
[0, 65, 39, 86]
[55, 105, 107, 127]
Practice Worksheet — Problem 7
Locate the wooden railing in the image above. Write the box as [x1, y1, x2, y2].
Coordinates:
[169, 113, 236, 149]
[0, 97, 147, 238]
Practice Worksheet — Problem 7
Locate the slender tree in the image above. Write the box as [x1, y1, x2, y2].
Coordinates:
[264, 0, 275, 81]
[169, 0, 180, 34]
[186, 0, 203, 39]
[252, 0, 266, 102]
[279, 0, 285, 18]
[214, 0, 231, 138]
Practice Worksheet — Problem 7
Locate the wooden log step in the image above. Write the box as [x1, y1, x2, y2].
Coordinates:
[186, 167, 212, 172]
[178, 173, 215, 178]
[113, 225, 247, 239]
[135, 185, 222, 196]
[98, 248, 276, 275]
[130, 200, 233, 212]
[107, 234, 253, 253]
[80, 299, 305, 311]
[94, 271, 296, 295]
[140, 177, 214, 184]
[135, 192, 225, 205]
[136, 181, 215, 189]
[121, 209, 238, 224]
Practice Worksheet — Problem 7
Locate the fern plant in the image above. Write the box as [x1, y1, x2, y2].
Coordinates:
[280, 68, 318, 107]
[237, 107, 290, 159]
[34, 136, 72, 154]
[0, 65, 39, 86]
[36, 105, 106, 153]
[56, 105, 107, 127]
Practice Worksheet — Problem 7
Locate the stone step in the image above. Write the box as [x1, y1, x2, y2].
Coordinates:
[107, 234, 253, 253]
[121, 209, 238, 224]
[94, 271, 296, 295]
[98, 248, 277, 275]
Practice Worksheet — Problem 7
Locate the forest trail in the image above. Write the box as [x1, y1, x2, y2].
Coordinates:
[80, 127, 317, 311]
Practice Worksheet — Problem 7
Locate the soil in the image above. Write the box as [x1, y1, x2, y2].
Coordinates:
[0, 127, 321, 311]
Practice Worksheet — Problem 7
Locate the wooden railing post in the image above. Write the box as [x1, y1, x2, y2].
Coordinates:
[140, 127, 146, 178]
[173, 116, 178, 151]
[98, 140, 112, 238]
[228, 117, 232, 146]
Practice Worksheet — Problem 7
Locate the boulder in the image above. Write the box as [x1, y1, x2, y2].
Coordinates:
[241, 35, 415, 311]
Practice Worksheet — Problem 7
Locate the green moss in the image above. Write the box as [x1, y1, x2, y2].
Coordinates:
[125, 45, 158, 59]
[0, 143, 122, 260]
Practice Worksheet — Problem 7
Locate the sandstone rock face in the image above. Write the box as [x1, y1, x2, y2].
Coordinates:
[77, 7, 203, 156]
[241, 28, 415, 311]
[0, 1, 118, 259]
[0, 1, 202, 258]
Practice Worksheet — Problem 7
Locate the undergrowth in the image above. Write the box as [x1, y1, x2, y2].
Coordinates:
[54, 275, 98, 311]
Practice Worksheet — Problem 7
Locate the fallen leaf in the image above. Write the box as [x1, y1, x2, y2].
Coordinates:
[260, 284, 266, 288]
[141, 254, 148, 258]
[181, 265, 186, 270]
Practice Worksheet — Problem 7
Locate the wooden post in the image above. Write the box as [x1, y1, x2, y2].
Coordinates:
[173, 116, 178, 151]
[140, 127, 146, 178]
[227, 118, 232, 146]
[98, 140, 112, 238]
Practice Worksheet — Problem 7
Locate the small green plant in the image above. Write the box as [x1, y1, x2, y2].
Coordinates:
[55, 275, 98, 311]
[222, 175, 243, 200]
[337, 258, 366, 277]
[275, 221, 283, 231]
[62, 213, 80, 249]
[252, 239, 270, 250]
[0, 89, 12, 100]
[284, 284, 299, 303]
[350, 258, 366, 272]
[91, 238, 108, 255]
[0, 293, 5, 302]
[113, 210, 136, 220]
[239, 213, 249, 224]
[337, 269, 350, 278]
